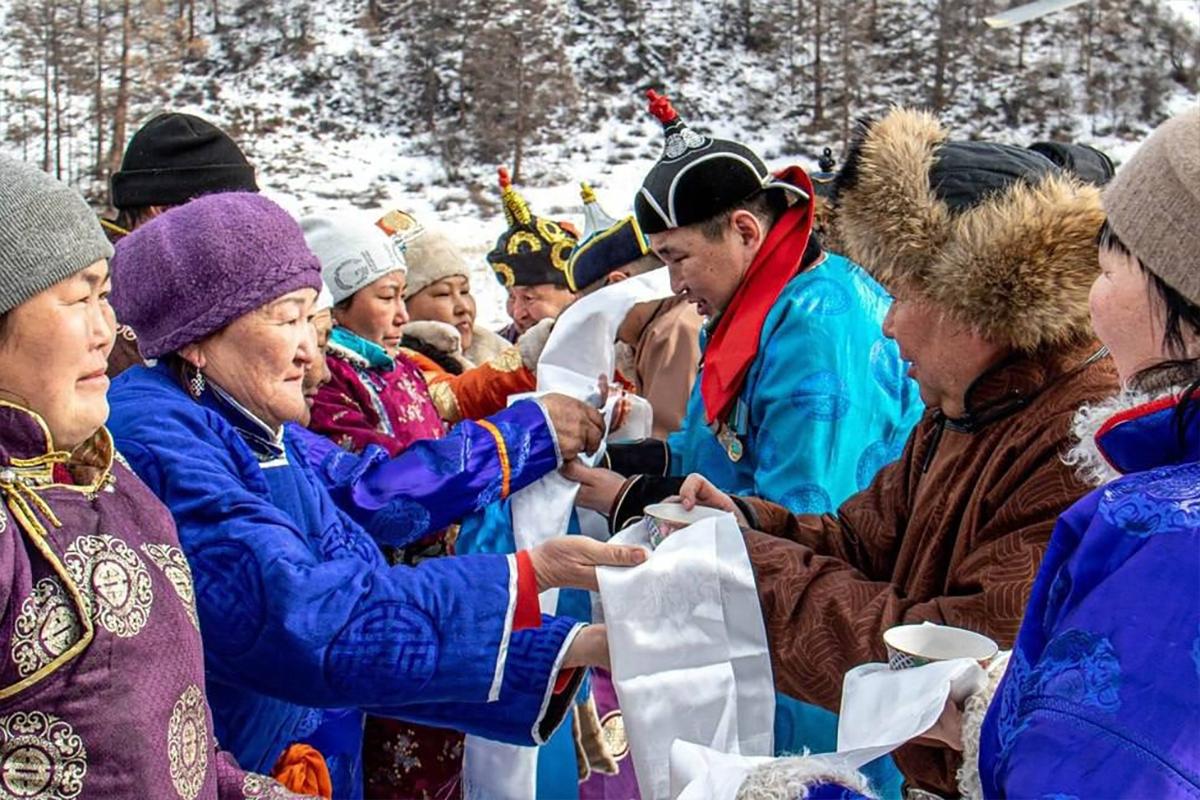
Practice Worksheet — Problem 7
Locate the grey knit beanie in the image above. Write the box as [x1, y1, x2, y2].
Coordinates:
[0, 156, 114, 315]
[404, 229, 470, 299]
[1103, 107, 1200, 306]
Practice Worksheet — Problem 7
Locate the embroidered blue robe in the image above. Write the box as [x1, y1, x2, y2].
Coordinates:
[108, 364, 583, 799]
[979, 395, 1200, 797]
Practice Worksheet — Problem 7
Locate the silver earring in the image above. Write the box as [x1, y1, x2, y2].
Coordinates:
[187, 367, 206, 398]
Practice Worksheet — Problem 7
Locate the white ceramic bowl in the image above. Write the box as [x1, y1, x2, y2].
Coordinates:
[883, 623, 998, 670]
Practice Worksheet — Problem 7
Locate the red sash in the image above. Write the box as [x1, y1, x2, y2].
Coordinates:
[701, 167, 816, 424]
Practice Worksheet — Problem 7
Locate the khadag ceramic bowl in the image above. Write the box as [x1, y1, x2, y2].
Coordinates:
[883, 624, 999, 670]
[641, 502, 727, 548]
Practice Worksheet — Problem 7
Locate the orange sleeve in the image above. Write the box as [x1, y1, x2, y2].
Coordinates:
[413, 348, 536, 422]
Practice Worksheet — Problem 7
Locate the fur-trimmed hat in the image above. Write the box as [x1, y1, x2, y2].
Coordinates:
[833, 107, 1105, 353]
[634, 90, 808, 235]
[486, 167, 578, 289]
[566, 182, 650, 292]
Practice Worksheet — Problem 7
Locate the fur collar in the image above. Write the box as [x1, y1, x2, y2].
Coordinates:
[1063, 380, 1193, 486]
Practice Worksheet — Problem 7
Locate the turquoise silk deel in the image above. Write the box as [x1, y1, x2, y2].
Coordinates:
[669, 252, 923, 515]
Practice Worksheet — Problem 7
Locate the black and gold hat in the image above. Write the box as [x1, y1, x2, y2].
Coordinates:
[487, 167, 578, 289]
[633, 90, 808, 235]
[565, 182, 650, 292]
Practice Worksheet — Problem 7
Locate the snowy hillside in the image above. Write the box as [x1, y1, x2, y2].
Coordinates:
[1, 0, 1197, 326]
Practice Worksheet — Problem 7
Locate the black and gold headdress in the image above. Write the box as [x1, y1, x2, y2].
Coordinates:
[487, 167, 578, 289]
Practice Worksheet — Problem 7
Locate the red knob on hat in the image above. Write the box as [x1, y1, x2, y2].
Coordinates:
[646, 90, 679, 125]
[498, 166, 512, 190]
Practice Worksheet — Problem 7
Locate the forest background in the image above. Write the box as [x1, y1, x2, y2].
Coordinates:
[2, 0, 1196, 324]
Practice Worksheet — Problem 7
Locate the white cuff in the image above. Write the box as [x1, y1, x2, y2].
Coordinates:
[530, 622, 586, 744]
[487, 554, 520, 702]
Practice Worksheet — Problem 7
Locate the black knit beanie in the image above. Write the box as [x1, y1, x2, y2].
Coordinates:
[110, 112, 258, 208]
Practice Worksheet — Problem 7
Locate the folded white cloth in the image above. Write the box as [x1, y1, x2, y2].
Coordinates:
[598, 515, 775, 800]
[669, 657, 988, 800]
[463, 269, 673, 800]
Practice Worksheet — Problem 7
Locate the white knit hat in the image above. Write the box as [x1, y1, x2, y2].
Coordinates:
[300, 212, 406, 305]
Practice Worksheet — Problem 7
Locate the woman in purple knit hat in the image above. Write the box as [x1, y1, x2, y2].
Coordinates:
[104, 191, 643, 800]
[0, 155, 308, 798]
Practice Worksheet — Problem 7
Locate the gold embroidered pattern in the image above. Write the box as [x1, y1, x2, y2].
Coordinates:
[489, 347, 523, 374]
[0, 710, 86, 799]
[11, 579, 82, 678]
[62, 535, 153, 638]
[167, 685, 208, 800]
[427, 381, 462, 423]
[599, 710, 629, 760]
[535, 218, 567, 244]
[492, 263, 516, 287]
[506, 231, 543, 255]
[550, 240, 573, 272]
[141, 544, 200, 631]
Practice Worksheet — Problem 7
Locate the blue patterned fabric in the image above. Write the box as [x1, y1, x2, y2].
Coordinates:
[288, 398, 559, 546]
[667, 253, 922, 514]
[108, 363, 580, 799]
[979, 397, 1200, 797]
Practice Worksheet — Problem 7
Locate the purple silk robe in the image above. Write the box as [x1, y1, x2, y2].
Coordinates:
[0, 402, 307, 799]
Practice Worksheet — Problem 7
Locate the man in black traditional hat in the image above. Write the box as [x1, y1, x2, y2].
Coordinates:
[488, 168, 580, 342]
[567, 90, 921, 532]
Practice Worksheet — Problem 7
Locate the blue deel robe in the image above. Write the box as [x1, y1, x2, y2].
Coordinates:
[667, 252, 921, 797]
[979, 394, 1200, 797]
[108, 364, 584, 799]
[287, 397, 560, 547]
[668, 252, 922, 515]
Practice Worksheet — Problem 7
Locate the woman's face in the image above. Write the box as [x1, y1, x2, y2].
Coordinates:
[1090, 246, 1177, 383]
[184, 288, 318, 431]
[405, 275, 476, 350]
[300, 309, 334, 426]
[334, 270, 409, 354]
[0, 261, 115, 451]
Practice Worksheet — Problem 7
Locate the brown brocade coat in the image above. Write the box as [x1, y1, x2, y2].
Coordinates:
[740, 344, 1117, 795]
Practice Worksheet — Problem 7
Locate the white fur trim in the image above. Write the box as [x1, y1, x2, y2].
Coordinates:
[401, 320, 463, 356]
[1062, 383, 1187, 486]
[957, 651, 1012, 800]
[466, 326, 511, 366]
[735, 752, 878, 799]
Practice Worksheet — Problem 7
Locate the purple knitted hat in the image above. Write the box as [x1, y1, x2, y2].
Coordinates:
[111, 192, 322, 358]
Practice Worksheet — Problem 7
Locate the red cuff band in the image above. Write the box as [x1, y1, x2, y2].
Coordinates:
[513, 551, 541, 631]
[553, 667, 577, 695]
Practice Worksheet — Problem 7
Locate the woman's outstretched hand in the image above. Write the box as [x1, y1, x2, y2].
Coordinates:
[529, 536, 647, 592]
